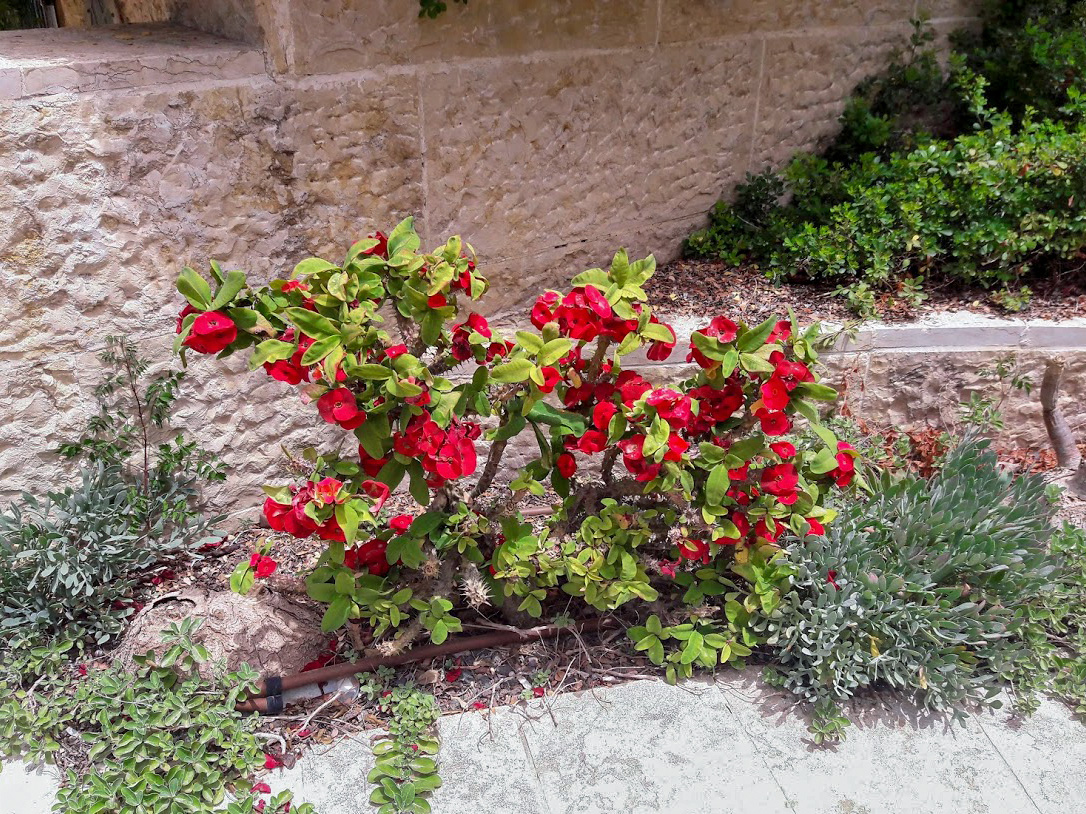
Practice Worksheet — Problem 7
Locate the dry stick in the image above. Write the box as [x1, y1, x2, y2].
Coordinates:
[236, 616, 617, 712]
[1041, 358, 1083, 470]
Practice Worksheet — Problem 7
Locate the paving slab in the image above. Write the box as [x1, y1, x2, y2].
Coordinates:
[513, 678, 792, 814]
[715, 672, 1046, 814]
[974, 699, 1086, 814]
[0, 760, 60, 814]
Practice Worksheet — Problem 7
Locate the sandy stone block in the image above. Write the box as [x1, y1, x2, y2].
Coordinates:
[750, 26, 909, 170]
[918, 0, 983, 20]
[659, 0, 912, 44]
[0, 68, 22, 100]
[423, 42, 759, 277]
[286, 0, 656, 75]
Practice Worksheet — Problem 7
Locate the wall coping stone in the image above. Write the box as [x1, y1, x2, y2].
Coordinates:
[0, 23, 264, 100]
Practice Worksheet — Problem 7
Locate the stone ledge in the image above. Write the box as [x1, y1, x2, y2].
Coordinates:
[0, 24, 264, 100]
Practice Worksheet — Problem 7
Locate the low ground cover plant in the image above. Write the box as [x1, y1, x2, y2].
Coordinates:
[0, 620, 311, 814]
[684, 5, 1086, 315]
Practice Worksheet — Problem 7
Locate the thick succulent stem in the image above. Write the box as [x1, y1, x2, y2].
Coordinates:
[1041, 358, 1082, 470]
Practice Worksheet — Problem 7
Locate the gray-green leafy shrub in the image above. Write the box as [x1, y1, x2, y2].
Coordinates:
[753, 438, 1057, 737]
[0, 337, 224, 645]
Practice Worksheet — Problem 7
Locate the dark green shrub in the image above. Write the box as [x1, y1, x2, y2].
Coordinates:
[685, 7, 1086, 311]
[753, 438, 1057, 738]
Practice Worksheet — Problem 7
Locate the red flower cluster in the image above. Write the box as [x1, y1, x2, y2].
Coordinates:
[264, 328, 314, 385]
[263, 478, 389, 542]
[176, 307, 237, 354]
[829, 441, 857, 487]
[618, 431, 688, 482]
[646, 388, 694, 430]
[317, 388, 366, 430]
[249, 552, 278, 579]
[687, 316, 738, 369]
[531, 286, 675, 360]
[687, 380, 744, 435]
[450, 314, 509, 364]
[393, 412, 480, 486]
[344, 538, 390, 576]
[760, 463, 799, 505]
[677, 537, 710, 564]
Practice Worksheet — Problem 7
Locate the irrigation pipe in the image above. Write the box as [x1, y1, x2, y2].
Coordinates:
[236, 616, 617, 713]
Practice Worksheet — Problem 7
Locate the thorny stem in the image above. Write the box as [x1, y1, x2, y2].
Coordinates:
[121, 344, 151, 518]
[586, 337, 612, 383]
[600, 447, 620, 486]
[472, 438, 508, 499]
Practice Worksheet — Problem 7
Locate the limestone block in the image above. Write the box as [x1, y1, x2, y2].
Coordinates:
[918, 0, 983, 20]
[283, 0, 657, 75]
[422, 41, 759, 305]
[750, 25, 908, 170]
[659, 0, 911, 45]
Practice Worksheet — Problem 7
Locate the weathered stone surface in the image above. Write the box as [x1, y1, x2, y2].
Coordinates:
[659, 0, 916, 45]
[0, 73, 422, 509]
[751, 26, 910, 169]
[112, 588, 325, 678]
[0, 25, 264, 100]
[423, 41, 759, 305]
[283, 0, 657, 75]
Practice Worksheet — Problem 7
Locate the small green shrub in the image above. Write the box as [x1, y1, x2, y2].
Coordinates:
[0, 337, 223, 645]
[1003, 520, 1086, 715]
[0, 620, 314, 814]
[753, 438, 1057, 738]
[684, 7, 1086, 311]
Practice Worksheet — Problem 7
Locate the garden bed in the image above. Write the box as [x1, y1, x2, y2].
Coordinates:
[647, 258, 1086, 327]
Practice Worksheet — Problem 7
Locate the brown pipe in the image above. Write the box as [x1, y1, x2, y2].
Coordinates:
[237, 616, 616, 713]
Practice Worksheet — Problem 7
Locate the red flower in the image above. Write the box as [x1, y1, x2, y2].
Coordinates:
[313, 477, 345, 506]
[317, 388, 365, 430]
[761, 376, 791, 411]
[806, 517, 825, 536]
[345, 538, 390, 575]
[646, 388, 694, 430]
[472, 701, 487, 710]
[577, 430, 608, 454]
[451, 314, 492, 362]
[659, 559, 679, 578]
[175, 304, 199, 333]
[427, 293, 448, 308]
[263, 494, 317, 539]
[76, 664, 88, 677]
[731, 512, 751, 538]
[537, 366, 561, 394]
[264, 358, 307, 385]
[386, 344, 408, 359]
[249, 553, 278, 579]
[263, 754, 282, 770]
[281, 280, 309, 294]
[827, 570, 840, 590]
[532, 687, 545, 698]
[361, 480, 391, 513]
[829, 441, 857, 487]
[678, 538, 711, 565]
[445, 667, 462, 682]
[760, 463, 799, 505]
[755, 517, 780, 543]
[664, 433, 689, 462]
[531, 291, 559, 329]
[688, 316, 738, 368]
[556, 452, 577, 478]
[755, 408, 791, 436]
[363, 231, 388, 259]
[767, 319, 791, 344]
[389, 514, 413, 534]
[774, 358, 813, 391]
[183, 311, 237, 354]
[359, 446, 389, 477]
[616, 371, 651, 406]
[770, 441, 796, 458]
[618, 435, 662, 482]
[252, 783, 272, 795]
[592, 402, 618, 432]
[315, 515, 346, 543]
[645, 318, 676, 362]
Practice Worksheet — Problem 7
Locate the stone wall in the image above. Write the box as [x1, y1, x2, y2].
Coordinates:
[0, 0, 980, 512]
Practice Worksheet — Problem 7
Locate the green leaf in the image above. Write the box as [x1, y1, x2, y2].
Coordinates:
[293, 258, 340, 277]
[808, 447, 840, 475]
[248, 339, 295, 370]
[284, 307, 338, 339]
[209, 270, 247, 310]
[355, 364, 393, 380]
[706, 464, 730, 508]
[527, 402, 587, 435]
[321, 595, 352, 632]
[490, 358, 536, 383]
[515, 331, 544, 353]
[793, 381, 838, 402]
[538, 338, 572, 366]
[737, 316, 777, 352]
[431, 620, 449, 644]
[493, 412, 527, 442]
[409, 511, 446, 537]
[680, 632, 704, 664]
[739, 352, 775, 373]
[177, 267, 212, 309]
[357, 415, 390, 459]
[301, 335, 342, 366]
[387, 217, 421, 257]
